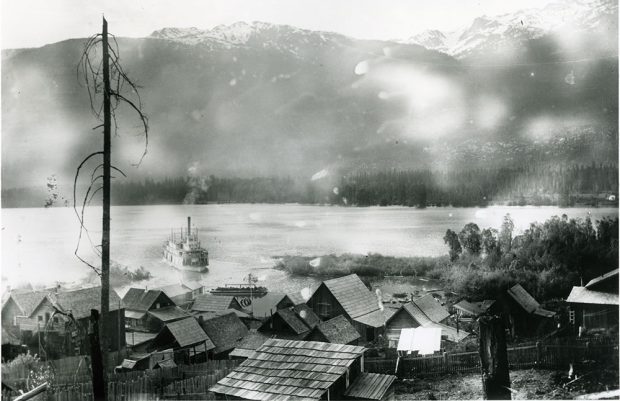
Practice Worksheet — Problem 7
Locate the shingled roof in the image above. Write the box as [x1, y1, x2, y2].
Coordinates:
[192, 294, 237, 313]
[507, 284, 554, 317]
[566, 286, 619, 305]
[321, 274, 384, 327]
[123, 288, 171, 312]
[201, 312, 249, 354]
[147, 306, 191, 322]
[154, 317, 214, 349]
[8, 291, 48, 317]
[251, 293, 294, 318]
[293, 304, 321, 328]
[314, 315, 360, 344]
[210, 339, 366, 400]
[53, 286, 122, 319]
[159, 283, 191, 298]
[344, 372, 396, 400]
[412, 294, 450, 323]
[585, 268, 619, 292]
[276, 308, 311, 335]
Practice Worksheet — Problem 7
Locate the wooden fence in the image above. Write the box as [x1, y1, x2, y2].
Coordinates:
[365, 340, 619, 378]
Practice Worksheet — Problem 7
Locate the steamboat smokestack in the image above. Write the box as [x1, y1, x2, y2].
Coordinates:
[187, 216, 191, 237]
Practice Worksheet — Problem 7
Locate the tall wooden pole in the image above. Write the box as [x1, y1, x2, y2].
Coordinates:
[479, 316, 511, 400]
[90, 309, 105, 400]
[100, 16, 111, 401]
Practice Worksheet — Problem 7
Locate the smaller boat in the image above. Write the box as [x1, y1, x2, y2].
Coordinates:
[163, 217, 208, 273]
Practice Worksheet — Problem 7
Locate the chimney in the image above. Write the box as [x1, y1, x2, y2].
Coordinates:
[187, 216, 191, 238]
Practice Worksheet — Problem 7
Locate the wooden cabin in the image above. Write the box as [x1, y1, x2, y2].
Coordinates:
[258, 304, 320, 340]
[211, 339, 396, 400]
[566, 268, 618, 335]
[148, 317, 214, 364]
[249, 293, 295, 319]
[199, 312, 249, 359]
[122, 288, 181, 332]
[306, 274, 385, 342]
[495, 284, 555, 339]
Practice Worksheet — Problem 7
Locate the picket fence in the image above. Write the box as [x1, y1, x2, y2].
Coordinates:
[365, 340, 620, 377]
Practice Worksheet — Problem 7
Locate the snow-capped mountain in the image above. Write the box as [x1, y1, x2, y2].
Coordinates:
[150, 21, 346, 55]
[407, 0, 617, 58]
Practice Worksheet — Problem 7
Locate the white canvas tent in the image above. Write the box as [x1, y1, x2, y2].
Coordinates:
[396, 327, 442, 355]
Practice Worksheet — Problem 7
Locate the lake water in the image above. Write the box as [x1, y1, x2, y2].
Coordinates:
[2, 204, 617, 297]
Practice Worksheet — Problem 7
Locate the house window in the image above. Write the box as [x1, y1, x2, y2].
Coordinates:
[38, 316, 43, 322]
[53, 317, 58, 324]
[568, 310, 575, 325]
[366, 327, 375, 341]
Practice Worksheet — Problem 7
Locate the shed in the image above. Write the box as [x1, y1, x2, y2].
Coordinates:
[308, 315, 361, 345]
[501, 284, 555, 338]
[210, 339, 370, 400]
[258, 305, 320, 340]
[122, 288, 176, 332]
[306, 274, 385, 342]
[344, 372, 396, 401]
[453, 300, 495, 319]
[413, 294, 450, 323]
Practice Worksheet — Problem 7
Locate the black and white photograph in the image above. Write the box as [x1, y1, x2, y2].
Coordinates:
[1, 0, 618, 399]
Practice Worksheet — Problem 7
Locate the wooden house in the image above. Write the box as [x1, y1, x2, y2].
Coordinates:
[497, 284, 555, 338]
[200, 312, 249, 359]
[258, 304, 321, 340]
[210, 339, 396, 400]
[52, 286, 126, 354]
[159, 284, 193, 307]
[306, 274, 385, 342]
[125, 331, 157, 354]
[148, 317, 215, 364]
[385, 301, 468, 348]
[307, 315, 361, 345]
[122, 288, 182, 332]
[566, 268, 618, 335]
[191, 294, 243, 315]
[2, 291, 50, 333]
[249, 293, 295, 319]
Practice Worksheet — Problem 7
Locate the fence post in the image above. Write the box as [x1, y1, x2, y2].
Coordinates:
[443, 352, 448, 373]
[536, 341, 542, 367]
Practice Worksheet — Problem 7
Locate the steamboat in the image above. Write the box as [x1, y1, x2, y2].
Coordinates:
[163, 217, 209, 273]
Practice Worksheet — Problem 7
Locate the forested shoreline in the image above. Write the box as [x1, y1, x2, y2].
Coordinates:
[2, 164, 618, 208]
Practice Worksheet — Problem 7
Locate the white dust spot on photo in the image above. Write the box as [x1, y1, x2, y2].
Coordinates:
[342, 197, 348, 205]
[354, 60, 370, 75]
[332, 187, 339, 195]
[309, 257, 321, 268]
[311, 169, 329, 181]
[300, 287, 312, 301]
[299, 310, 307, 319]
[375, 289, 384, 311]
[565, 70, 575, 85]
[294, 221, 307, 228]
[229, 78, 237, 86]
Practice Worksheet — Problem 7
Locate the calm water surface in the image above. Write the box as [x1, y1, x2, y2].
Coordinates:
[2, 204, 617, 297]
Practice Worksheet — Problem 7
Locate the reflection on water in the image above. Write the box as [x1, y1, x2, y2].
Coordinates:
[2, 204, 617, 296]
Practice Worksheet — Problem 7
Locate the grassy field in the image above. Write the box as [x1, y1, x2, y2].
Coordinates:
[395, 368, 619, 400]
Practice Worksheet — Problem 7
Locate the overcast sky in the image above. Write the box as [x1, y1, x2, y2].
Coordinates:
[1, 0, 559, 49]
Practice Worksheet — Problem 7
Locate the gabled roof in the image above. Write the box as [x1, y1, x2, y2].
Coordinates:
[210, 339, 366, 400]
[413, 294, 450, 323]
[191, 294, 236, 313]
[7, 291, 48, 317]
[394, 302, 433, 326]
[507, 284, 555, 317]
[293, 304, 321, 328]
[53, 286, 122, 319]
[314, 315, 360, 344]
[156, 317, 214, 349]
[566, 286, 619, 306]
[147, 306, 191, 322]
[125, 331, 156, 347]
[585, 268, 619, 292]
[201, 312, 249, 354]
[287, 291, 307, 305]
[251, 293, 294, 318]
[344, 372, 396, 400]
[276, 308, 311, 335]
[322, 274, 380, 320]
[123, 288, 172, 312]
[507, 284, 540, 314]
[159, 283, 191, 299]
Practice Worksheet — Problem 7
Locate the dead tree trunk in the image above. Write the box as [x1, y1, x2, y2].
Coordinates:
[479, 315, 511, 400]
[100, 16, 111, 400]
[89, 309, 105, 400]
